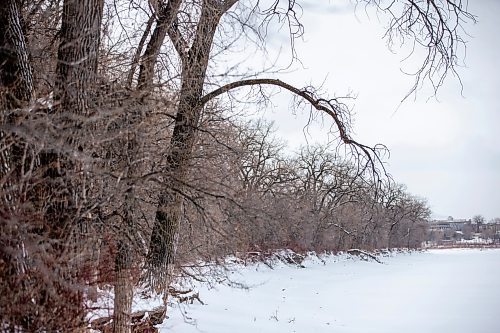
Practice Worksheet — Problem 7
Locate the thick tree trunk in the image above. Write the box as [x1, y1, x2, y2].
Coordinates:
[0, 0, 34, 205]
[55, 0, 104, 115]
[113, 241, 133, 333]
[0, 6, 34, 328]
[0, 0, 34, 106]
[41, 0, 104, 232]
[146, 0, 223, 288]
[36, 0, 105, 329]
[114, 0, 188, 328]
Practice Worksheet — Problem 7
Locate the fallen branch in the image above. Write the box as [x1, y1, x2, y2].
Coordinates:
[347, 249, 382, 264]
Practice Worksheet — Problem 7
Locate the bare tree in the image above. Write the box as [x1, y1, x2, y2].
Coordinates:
[144, 0, 387, 288]
[0, 0, 475, 331]
[472, 214, 485, 233]
[0, 0, 108, 330]
[237, 119, 286, 195]
[472, 214, 485, 225]
[146, 0, 240, 286]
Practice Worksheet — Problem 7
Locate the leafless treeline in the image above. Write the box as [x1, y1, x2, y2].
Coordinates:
[0, 0, 473, 331]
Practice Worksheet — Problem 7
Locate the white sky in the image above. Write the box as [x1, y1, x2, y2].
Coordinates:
[225, 0, 499, 220]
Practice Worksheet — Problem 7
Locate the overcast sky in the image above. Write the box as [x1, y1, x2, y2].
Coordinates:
[235, 0, 499, 220]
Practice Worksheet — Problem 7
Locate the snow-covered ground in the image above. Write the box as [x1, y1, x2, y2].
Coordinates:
[159, 249, 500, 333]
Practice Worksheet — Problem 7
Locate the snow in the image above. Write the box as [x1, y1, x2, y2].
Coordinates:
[457, 237, 494, 244]
[157, 249, 500, 333]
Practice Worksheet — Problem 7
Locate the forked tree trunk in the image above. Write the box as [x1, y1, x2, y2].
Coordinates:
[110, 1, 185, 331]
[113, 1, 185, 330]
[137, 0, 183, 90]
[146, 0, 224, 288]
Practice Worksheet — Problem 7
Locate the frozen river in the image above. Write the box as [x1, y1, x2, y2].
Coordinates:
[162, 249, 500, 333]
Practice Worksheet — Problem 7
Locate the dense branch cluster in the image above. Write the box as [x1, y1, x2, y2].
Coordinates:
[360, 0, 476, 94]
[178, 120, 430, 259]
[0, 0, 473, 331]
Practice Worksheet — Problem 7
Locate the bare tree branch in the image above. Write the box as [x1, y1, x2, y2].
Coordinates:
[200, 78, 387, 177]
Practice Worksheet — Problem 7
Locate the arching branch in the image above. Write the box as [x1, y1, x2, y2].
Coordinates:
[200, 78, 387, 178]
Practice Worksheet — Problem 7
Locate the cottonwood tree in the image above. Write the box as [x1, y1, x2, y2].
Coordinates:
[237, 119, 287, 195]
[0, 0, 475, 331]
[1, 0, 107, 329]
[230, 120, 302, 250]
[45, 0, 105, 327]
[472, 214, 485, 234]
[133, 0, 474, 323]
[379, 182, 430, 248]
[472, 214, 485, 225]
[291, 144, 368, 248]
[143, 0, 387, 288]
[0, 1, 34, 107]
[93, 1, 475, 326]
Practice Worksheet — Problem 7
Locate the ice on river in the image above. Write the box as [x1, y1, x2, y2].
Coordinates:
[160, 249, 500, 333]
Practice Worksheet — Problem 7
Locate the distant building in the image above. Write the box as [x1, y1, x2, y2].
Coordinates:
[427, 217, 500, 245]
[428, 218, 471, 232]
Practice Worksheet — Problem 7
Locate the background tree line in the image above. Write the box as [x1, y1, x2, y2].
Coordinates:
[0, 0, 473, 331]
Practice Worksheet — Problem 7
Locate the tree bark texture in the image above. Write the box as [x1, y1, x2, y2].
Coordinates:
[0, 0, 34, 106]
[113, 240, 133, 333]
[146, 0, 224, 287]
[55, 0, 104, 116]
[26, 2, 106, 326]
[113, 139, 143, 333]
[0, 0, 34, 206]
[39, 0, 104, 228]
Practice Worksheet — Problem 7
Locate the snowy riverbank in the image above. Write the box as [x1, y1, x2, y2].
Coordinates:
[161, 249, 500, 333]
[91, 249, 500, 332]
